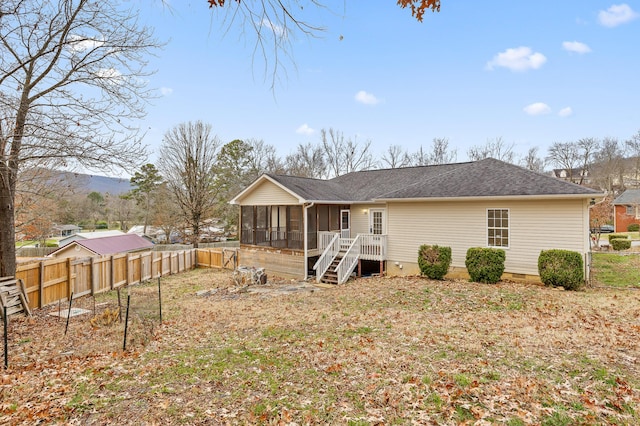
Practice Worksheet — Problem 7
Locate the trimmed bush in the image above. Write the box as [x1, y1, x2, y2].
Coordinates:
[610, 238, 632, 251]
[418, 244, 452, 280]
[628, 223, 640, 232]
[465, 247, 505, 284]
[538, 249, 584, 290]
[608, 233, 628, 240]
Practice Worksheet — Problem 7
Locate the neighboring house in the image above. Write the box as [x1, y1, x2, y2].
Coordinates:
[231, 158, 603, 283]
[58, 230, 126, 247]
[48, 234, 154, 258]
[612, 189, 640, 232]
[552, 167, 591, 185]
[51, 224, 82, 237]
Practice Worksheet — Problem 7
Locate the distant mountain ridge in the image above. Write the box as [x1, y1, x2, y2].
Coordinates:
[57, 170, 132, 195]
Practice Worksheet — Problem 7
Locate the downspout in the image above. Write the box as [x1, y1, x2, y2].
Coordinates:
[303, 202, 315, 280]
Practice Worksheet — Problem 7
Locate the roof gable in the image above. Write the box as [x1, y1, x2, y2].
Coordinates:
[52, 234, 153, 256]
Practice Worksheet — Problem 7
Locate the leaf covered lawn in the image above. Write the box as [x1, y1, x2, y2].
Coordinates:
[2, 268, 640, 425]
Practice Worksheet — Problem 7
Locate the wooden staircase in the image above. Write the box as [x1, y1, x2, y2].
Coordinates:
[0, 277, 31, 319]
[319, 250, 345, 285]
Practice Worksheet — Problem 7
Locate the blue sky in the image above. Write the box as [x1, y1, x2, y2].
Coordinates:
[138, 1, 640, 165]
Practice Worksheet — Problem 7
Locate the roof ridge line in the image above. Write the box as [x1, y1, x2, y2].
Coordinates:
[373, 161, 473, 200]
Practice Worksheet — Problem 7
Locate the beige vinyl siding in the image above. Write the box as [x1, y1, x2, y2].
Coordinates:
[350, 204, 386, 235]
[237, 180, 300, 205]
[387, 199, 589, 276]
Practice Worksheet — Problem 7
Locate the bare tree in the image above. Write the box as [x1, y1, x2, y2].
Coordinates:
[157, 121, 222, 247]
[592, 137, 625, 194]
[467, 137, 515, 163]
[429, 137, 457, 165]
[153, 183, 183, 243]
[205, 1, 441, 87]
[245, 138, 285, 180]
[576, 137, 599, 185]
[321, 128, 346, 177]
[285, 142, 327, 178]
[520, 147, 546, 173]
[381, 145, 411, 168]
[320, 128, 376, 177]
[411, 145, 430, 166]
[0, 0, 160, 276]
[625, 129, 640, 187]
[547, 142, 580, 182]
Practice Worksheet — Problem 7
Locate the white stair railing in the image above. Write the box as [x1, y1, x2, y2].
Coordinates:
[336, 235, 361, 284]
[313, 233, 340, 282]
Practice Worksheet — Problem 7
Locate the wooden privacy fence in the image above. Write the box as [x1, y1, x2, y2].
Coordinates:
[15, 248, 239, 311]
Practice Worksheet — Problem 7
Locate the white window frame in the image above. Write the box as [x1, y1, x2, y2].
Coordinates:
[487, 208, 510, 249]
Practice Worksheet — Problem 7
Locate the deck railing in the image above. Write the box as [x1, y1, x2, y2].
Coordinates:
[336, 235, 361, 284]
[318, 232, 387, 261]
[313, 233, 340, 282]
[359, 234, 387, 260]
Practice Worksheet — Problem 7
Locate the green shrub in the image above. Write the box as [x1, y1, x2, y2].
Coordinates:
[627, 223, 639, 232]
[465, 248, 505, 284]
[418, 244, 452, 280]
[608, 233, 628, 240]
[538, 249, 584, 291]
[610, 238, 632, 251]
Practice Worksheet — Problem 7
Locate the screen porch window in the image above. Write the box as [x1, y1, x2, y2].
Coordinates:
[487, 208, 509, 248]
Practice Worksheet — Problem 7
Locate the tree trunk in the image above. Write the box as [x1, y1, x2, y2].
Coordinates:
[0, 182, 16, 277]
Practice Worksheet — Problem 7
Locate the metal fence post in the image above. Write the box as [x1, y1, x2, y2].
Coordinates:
[123, 294, 131, 351]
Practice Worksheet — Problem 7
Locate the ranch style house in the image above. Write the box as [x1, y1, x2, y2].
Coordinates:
[230, 158, 603, 284]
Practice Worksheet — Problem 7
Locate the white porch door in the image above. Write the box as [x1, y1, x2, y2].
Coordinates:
[340, 209, 351, 238]
[369, 209, 385, 235]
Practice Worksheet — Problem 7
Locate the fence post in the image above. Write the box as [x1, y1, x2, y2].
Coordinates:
[39, 261, 45, 309]
[126, 254, 130, 286]
[110, 255, 115, 290]
[158, 277, 162, 323]
[67, 258, 73, 299]
[123, 294, 131, 351]
[90, 257, 96, 295]
[64, 292, 74, 336]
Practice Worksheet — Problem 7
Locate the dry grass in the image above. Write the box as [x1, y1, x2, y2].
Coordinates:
[2, 268, 640, 425]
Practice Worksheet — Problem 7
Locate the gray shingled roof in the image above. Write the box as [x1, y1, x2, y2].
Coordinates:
[266, 174, 352, 201]
[260, 158, 602, 203]
[613, 189, 640, 205]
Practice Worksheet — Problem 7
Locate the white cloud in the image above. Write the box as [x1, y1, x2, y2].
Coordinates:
[95, 68, 121, 80]
[562, 41, 592, 54]
[486, 47, 547, 72]
[160, 87, 173, 96]
[598, 4, 639, 27]
[354, 90, 380, 105]
[68, 34, 104, 53]
[260, 18, 286, 38]
[296, 123, 315, 135]
[523, 102, 552, 116]
[558, 107, 573, 117]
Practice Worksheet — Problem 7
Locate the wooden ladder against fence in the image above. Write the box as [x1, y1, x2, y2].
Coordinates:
[0, 276, 31, 319]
